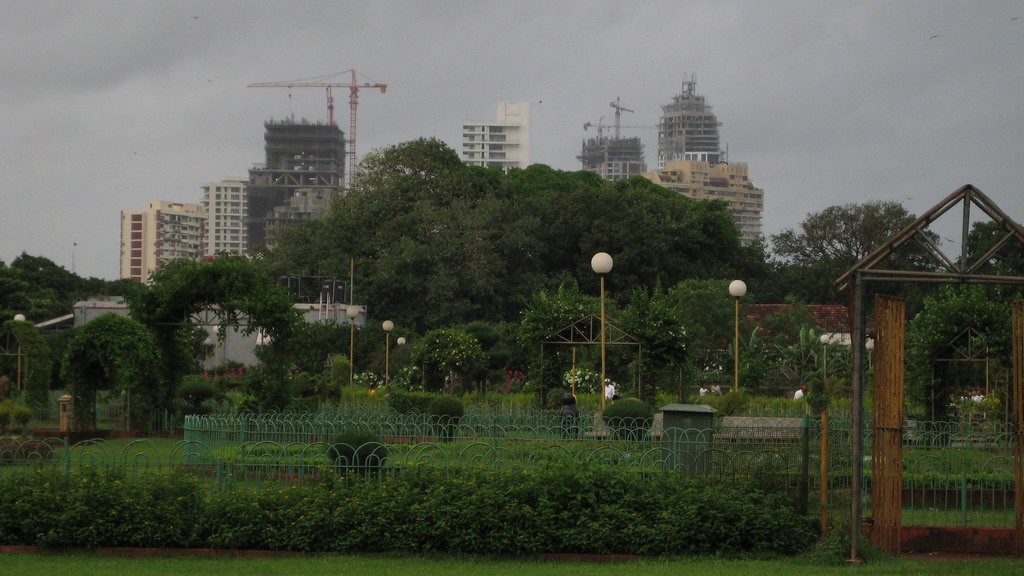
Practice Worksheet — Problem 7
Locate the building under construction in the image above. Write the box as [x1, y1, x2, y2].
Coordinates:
[577, 136, 647, 180]
[246, 119, 345, 248]
[657, 76, 722, 168]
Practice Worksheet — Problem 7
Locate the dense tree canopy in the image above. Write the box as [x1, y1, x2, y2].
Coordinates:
[0, 254, 125, 323]
[264, 138, 763, 335]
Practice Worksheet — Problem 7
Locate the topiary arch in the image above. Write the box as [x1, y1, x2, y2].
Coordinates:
[126, 255, 301, 406]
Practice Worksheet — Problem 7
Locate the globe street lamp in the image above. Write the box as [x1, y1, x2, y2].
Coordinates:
[382, 320, 394, 387]
[728, 280, 747, 392]
[591, 252, 613, 411]
[820, 333, 831, 390]
[13, 314, 26, 392]
[346, 306, 360, 386]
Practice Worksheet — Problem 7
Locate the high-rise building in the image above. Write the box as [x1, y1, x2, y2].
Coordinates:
[578, 136, 647, 180]
[657, 76, 722, 169]
[645, 77, 764, 243]
[201, 178, 248, 257]
[462, 101, 531, 170]
[643, 153, 764, 243]
[119, 201, 206, 283]
[246, 119, 345, 248]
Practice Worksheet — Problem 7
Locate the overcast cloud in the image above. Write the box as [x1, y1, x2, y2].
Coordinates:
[3, 1, 1023, 280]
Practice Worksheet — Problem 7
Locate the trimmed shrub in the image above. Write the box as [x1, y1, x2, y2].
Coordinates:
[0, 465, 815, 556]
[326, 429, 390, 477]
[601, 398, 654, 440]
[428, 395, 464, 441]
[0, 400, 12, 431]
[176, 375, 219, 416]
[386, 390, 435, 415]
[11, 405, 31, 431]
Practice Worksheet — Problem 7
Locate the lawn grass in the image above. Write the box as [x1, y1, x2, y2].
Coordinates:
[0, 553, 1020, 576]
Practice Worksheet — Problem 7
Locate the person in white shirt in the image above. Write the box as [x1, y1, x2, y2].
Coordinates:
[794, 385, 807, 400]
[604, 378, 616, 400]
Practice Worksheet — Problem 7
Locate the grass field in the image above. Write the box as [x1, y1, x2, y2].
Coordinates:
[0, 552, 1020, 576]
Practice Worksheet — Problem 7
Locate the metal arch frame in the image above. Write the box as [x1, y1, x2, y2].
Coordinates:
[540, 314, 644, 396]
[836, 185, 1024, 561]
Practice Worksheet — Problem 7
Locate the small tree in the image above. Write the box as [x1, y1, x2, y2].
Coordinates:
[414, 328, 487, 393]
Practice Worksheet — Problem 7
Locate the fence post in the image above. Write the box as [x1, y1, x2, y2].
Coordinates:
[62, 436, 70, 477]
[821, 411, 830, 538]
[799, 413, 810, 515]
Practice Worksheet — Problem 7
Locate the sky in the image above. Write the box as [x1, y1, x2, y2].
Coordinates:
[3, 1, 1024, 281]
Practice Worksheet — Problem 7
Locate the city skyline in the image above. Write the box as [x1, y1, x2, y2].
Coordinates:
[3, 1, 1023, 280]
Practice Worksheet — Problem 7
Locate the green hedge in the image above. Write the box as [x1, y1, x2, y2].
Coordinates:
[0, 466, 814, 556]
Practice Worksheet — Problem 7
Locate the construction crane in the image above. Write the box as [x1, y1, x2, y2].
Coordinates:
[248, 69, 387, 189]
[609, 97, 634, 139]
[584, 118, 656, 139]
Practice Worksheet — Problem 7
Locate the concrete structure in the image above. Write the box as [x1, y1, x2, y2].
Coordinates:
[246, 119, 345, 249]
[578, 136, 647, 180]
[462, 101, 531, 170]
[657, 76, 722, 169]
[73, 298, 367, 369]
[119, 201, 206, 283]
[642, 155, 764, 243]
[201, 178, 248, 257]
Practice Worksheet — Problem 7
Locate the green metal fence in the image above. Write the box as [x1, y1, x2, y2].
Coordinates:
[2, 412, 1018, 530]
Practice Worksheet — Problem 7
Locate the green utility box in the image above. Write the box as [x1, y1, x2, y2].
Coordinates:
[659, 403, 716, 471]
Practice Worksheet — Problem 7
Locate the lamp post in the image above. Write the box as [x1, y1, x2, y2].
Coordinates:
[346, 306, 360, 386]
[13, 314, 25, 391]
[820, 331, 831, 539]
[591, 252, 613, 411]
[728, 280, 746, 392]
[820, 333, 831, 390]
[382, 320, 394, 387]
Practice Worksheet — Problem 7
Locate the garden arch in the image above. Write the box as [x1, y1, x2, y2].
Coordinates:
[836, 185, 1024, 559]
[128, 256, 301, 402]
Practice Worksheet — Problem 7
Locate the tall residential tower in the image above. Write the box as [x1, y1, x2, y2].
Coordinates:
[462, 101, 531, 170]
[119, 201, 206, 283]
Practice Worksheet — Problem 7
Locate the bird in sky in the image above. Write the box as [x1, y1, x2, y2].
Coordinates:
[929, 34, 941, 40]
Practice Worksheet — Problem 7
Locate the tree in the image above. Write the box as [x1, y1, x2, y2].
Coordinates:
[905, 284, 1011, 421]
[1, 316, 52, 409]
[965, 220, 1024, 279]
[60, 314, 161, 431]
[6, 253, 126, 322]
[619, 281, 687, 400]
[769, 201, 932, 303]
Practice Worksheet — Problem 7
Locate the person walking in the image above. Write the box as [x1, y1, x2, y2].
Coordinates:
[558, 393, 580, 439]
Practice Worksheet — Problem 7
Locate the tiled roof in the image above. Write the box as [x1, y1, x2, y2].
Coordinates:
[744, 304, 851, 334]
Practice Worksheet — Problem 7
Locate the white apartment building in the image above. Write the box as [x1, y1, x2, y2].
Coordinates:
[201, 178, 248, 257]
[119, 201, 206, 283]
[462, 101, 531, 170]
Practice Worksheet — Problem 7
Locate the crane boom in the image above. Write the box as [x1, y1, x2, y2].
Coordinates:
[248, 69, 387, 188]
